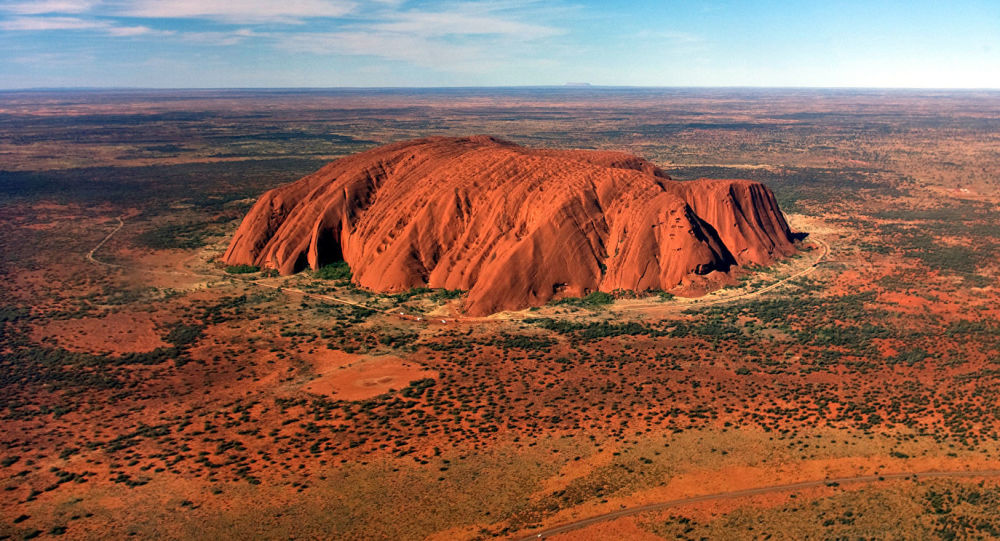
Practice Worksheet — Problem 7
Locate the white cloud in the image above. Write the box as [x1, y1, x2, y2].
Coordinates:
[0, 14, 172, 36]
[10, 50, 96, 64]
[1, 0, 572, 78]
[0, 15, 104, 29]
[117, 0, 356, 23]
[272, 1, 568, 74]
[280, 31, 486, 69]
[277, 28, 560, 75]
[180, 28, 260, 46]
[1, 0, 98, 14]
[369, 11, 562, 38]
[106, 24, 171, 36]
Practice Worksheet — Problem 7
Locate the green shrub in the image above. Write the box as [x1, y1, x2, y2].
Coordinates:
[430, 289, 464, 302]
[314, 261, 352, 281]
[892, 348, 930, 365]
[552, 291, 615, 307]
[392, 287, 432, 301]
[164, 323, 204, 347]
[225, 264, 259, 274]
[136, 222, 207, 250]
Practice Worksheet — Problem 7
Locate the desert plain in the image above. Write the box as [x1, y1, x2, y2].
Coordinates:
[1, 88, 999, 539]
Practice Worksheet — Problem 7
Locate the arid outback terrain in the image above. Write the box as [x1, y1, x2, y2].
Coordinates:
[1, 88, 999, 540]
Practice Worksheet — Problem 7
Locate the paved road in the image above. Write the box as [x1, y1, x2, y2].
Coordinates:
[513, 469, 1000, 540]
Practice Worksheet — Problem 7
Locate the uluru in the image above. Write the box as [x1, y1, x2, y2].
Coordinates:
[224, 136, 798, 315]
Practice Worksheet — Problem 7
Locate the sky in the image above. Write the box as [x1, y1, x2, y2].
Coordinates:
[1, 0, 998, 88]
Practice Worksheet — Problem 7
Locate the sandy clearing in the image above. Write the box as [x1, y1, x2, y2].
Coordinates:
[303, 352, 437, 400]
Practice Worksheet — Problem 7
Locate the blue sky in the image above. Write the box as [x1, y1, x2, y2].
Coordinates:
[1, 0, 998, 88]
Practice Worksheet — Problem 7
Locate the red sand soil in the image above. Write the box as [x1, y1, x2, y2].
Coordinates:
[30, 311, 167, 354]
[303, 352, 438, 400]
[550, 515, 665, 541]
[224, 136, 797, 315]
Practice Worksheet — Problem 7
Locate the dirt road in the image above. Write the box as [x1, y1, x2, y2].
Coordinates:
[513, 468, 1000, 540]
[82, 215, 453, 323]
[696, 237, 830, 306]
[612, 237, 830, 315]
[85, 216, 829, 324]
[247, 280, 461, 323]
[85, 215, 124, 267]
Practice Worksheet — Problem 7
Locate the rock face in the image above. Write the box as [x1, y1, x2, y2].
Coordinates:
[224, 136, 797, 315]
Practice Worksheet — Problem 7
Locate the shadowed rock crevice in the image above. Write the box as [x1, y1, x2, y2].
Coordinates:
[224, 136, 798, 315]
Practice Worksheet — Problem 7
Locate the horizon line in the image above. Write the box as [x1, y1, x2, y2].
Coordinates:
[2, 85, 1000, 92]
